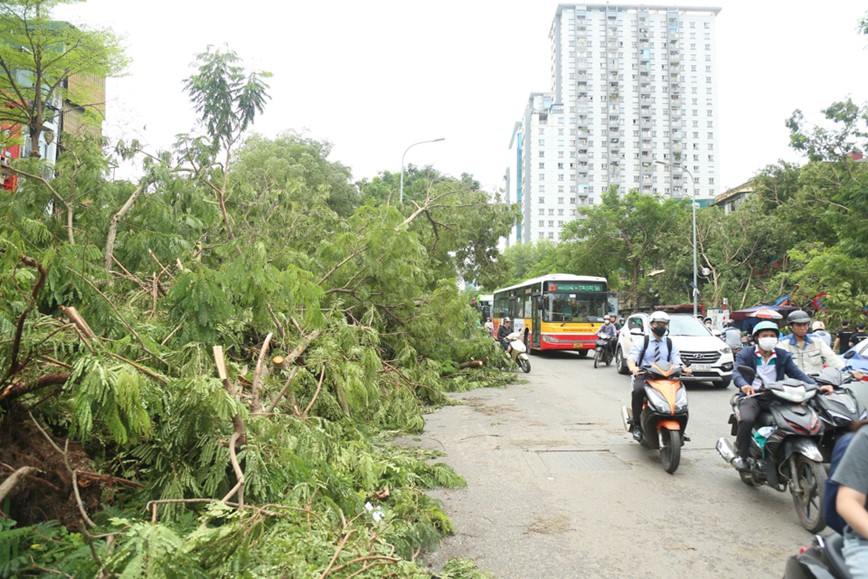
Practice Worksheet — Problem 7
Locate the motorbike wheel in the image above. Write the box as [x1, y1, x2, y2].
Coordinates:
[593, 348, 601, 368]
[518, 357, 531, 373]
[605, 349, 612, 366]
[659, 429, 681, 474]
[791, 455, 827, 534]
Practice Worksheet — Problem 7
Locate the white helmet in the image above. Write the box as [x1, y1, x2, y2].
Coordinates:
[503, 317, 511, 323]
[649, 311, 670, 324]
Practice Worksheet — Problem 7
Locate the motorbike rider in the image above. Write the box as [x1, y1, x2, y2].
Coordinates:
[497, 317, 513, 350]
[810, 320, 832, 348]
[722, 320, 743, 354]
[831, 420, 868, 576]
[596, 315, 617, 357]
[730, 320, 821, 471]
[625, 311, 692, 441]
[777, 310, 857, 377]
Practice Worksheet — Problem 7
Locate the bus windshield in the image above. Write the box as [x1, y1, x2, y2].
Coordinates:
[543, 292, 608, 323]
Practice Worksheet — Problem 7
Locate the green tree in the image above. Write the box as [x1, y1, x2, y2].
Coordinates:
[0, 0, 126, 156]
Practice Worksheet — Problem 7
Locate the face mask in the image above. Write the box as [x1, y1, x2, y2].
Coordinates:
[651, 326, 666, 337]
[757, 337, 777, 352]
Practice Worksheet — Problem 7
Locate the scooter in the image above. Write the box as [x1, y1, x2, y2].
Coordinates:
[503, 330, 531, 373]
[811, 367, 867, 463]
[716, 367, 827, 533]
[620, 362, 688, 474]
[784, 533, 853, 578]
[593, 336, 614, 368]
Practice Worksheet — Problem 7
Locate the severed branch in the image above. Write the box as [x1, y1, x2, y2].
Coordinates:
[261, 367, 298, 416]
[250, 332, 273, 412]
[213, 346, 247, 445]
[264, 329, 322, 413]
[0, 372, 69, 404]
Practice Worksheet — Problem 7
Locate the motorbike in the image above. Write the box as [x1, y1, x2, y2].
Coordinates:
[784, 533, 853, 579]
[620, 361, 688, 473]
[502, 330, 531, 373]
[811, 367, 867, 463]
[593, 335, 614, 368]
[716, 366, 827, 533]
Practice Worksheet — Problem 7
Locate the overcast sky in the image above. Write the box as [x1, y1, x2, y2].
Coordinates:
[55, 1, 868, 195]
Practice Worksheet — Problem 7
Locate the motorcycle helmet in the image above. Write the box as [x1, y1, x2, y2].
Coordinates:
[787, 310, 811, 325]
[752, 320, 780, 337]
[649, 311, 670, 324]
[811, 321, 825, 331]
[503, 317, 511, 323]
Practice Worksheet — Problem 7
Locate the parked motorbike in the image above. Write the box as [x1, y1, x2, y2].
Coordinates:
[620, 362, 688, 473]
[503, 330, 531, 373]
[811, 367, 867, 463]
[784, 533, 853, 579]
[593, 336, 614, 368]
[716, 366, 827, 533]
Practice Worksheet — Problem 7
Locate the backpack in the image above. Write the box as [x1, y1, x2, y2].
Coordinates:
[824, 432, 855, 535]
[639, 335, 673, 365]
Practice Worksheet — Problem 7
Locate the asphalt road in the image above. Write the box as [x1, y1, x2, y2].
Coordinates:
[415, 350, 825, 578]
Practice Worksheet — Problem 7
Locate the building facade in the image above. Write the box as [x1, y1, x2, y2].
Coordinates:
[510, 3, 721, 243]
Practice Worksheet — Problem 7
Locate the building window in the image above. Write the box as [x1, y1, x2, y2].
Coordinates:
[538, 196, 545, 204]
[539, 162, 545, 169]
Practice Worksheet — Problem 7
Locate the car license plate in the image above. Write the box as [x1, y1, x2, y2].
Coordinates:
[574, 343, 583, 349]
[691, 364, 711, 371]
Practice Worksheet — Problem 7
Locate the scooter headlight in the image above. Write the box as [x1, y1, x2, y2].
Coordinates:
[645, 388, 670, 413]
[675, 387, 688, 413]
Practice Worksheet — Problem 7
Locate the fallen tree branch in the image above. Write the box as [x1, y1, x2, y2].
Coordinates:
[213, 346, 247, 445]
[28, 412, 95, 528]
[251, 332, 273, 412]
[220, 431, 245, 507]
[4, 255, 47, 383]
[301, 366, 326, 419]
[104, 182, 146, 274]
[0, 372, 69, 404]
[261, 367, 298, 416]
[147, 499, 315, 524]
[265, 329, 321, 413]
[0, 466, 38, 505]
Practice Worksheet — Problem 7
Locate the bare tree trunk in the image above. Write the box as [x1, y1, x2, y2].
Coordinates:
[104, 183, 145, 274]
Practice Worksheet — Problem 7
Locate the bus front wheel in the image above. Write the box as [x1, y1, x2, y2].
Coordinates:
[578, 350, 589, 358]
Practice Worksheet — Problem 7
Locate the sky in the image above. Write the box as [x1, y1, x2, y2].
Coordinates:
[54, 0, 868, 196]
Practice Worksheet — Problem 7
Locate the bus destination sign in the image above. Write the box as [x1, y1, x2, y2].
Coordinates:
[548, 282, 604, 292]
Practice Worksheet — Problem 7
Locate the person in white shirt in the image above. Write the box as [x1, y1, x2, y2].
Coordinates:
[810, 320, 832, 348]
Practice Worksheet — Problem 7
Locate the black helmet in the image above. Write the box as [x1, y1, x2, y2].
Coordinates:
[787, 310, 811, 325]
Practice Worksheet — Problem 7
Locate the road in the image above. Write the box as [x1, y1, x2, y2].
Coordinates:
[415, 351, 822, 578]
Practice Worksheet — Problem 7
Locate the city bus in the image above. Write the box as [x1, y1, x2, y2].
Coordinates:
[474, 294, 493, 323]
[492, 274, 613, 356]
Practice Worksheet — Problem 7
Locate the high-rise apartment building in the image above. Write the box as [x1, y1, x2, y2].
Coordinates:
[509, 4, 721, 243]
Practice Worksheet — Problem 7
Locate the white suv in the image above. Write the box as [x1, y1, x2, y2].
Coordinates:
[614, 313, 734, 388]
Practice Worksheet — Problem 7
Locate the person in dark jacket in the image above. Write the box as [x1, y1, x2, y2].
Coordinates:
[730, 320, 822, 471]
[497, 317, 513, 350]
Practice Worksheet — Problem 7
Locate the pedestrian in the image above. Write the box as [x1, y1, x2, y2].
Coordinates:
[483, 316, 494, 338]
[835, 320, 855, 355]
[850, 323, 868, 350]
[810, 320, 832, 348]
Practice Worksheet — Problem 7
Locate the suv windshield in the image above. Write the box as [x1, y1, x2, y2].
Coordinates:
[667, 315, 712, 337]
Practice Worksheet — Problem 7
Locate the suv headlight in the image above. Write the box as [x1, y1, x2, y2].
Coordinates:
[719, 346, 732, 355]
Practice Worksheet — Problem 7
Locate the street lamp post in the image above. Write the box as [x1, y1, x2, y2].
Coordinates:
[399, 138, 445, 204]
[656, 160, 698, 316]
